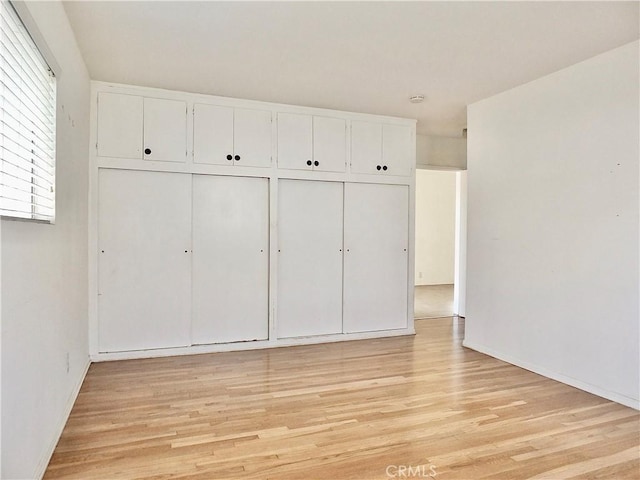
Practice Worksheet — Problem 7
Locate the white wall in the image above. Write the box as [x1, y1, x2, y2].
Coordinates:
[465, 41, 639, 408]
[414, 169, 456, 285]
[0, 215, 2, 478]
[1, 1, 90, 478]
[416, 134, 467, 169]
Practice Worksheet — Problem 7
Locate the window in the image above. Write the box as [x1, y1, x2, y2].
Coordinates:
[0, 0, 56, 222]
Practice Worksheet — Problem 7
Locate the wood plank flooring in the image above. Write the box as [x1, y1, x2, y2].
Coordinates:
[414, 284, 455, 319]
[45, 319, 640, 479]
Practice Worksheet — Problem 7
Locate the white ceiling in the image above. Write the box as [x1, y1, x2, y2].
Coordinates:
[63, 1, 639, 136]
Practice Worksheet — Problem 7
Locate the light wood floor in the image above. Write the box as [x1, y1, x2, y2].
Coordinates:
[45, 319, 639, 479]
[415, 284, 455, 319]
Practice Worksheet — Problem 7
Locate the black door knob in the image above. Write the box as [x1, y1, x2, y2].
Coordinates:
[306, 160, 312, 166]
[376, 165, 381, 171]
[382, 165, 388, 171]
[226, 154, 233, 161]
[314, 160, 319, 167]
[234, 155, 240, 161]
[144, 148, 151, 155]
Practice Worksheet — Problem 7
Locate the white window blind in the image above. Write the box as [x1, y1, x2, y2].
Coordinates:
[0, 0, 56, 222]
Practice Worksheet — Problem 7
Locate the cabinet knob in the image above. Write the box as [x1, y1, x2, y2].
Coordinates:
[314, 160, 319, 167]
[376, 165, 381, 171]
[383, 165, 388, 171]
[235, 155, 240, 161]
[144, 148, 151, 155]
[306, 160, 312, 166]
[226, 154, 233, 161]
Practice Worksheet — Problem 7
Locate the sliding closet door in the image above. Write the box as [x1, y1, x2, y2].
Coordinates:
[343, 183, 409, 333]
[98, 169, 192, 352]
[277, 180, 343, 338]
[191, 175, 269, 344]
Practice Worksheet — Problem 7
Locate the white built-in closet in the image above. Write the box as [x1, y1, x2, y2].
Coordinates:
[90, 83, 416, 360]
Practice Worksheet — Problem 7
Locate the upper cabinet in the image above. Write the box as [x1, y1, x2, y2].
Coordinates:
[350, 121, 412, 176]
[95, 86, 414, 177]
[97, 93, 143, 159]
[382, 124, 413, 176]
[143, 98, 188, 162]
[350, 121, 381, 174]
[97, 92, 187, 162]
[277, 113, 311, 170]
[313, 116, 347, 172]
[277, 113, 346, 172]
[193, 104, 272, 168]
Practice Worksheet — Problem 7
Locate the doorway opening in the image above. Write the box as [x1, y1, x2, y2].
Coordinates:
[414, 168, 466, 319]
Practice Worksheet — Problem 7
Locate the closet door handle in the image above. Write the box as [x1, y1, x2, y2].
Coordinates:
[306, 160, 312, 166]
[144, 148, 152, 155]
[314, 160, 319, 167]
[226, 154, 233, 161]
[234, 155, 241, 161]
[376, 165, 381, 171]
[382, 165, 388, 171]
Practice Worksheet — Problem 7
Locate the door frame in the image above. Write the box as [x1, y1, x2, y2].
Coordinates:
[414, 165, 467, 317]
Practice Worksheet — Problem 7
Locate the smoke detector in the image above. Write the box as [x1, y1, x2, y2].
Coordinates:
[409, 95, 425, 104]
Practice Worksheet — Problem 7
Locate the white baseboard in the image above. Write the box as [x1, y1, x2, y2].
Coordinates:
[34, 357, 91, 480]
[462, 339, 640, 410]
[91, 328, 416, 362]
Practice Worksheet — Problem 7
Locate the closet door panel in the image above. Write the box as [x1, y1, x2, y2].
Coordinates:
[277, 180, 343, 338]
[344, 183, 409, 333]
[98, 169, 192, 352]
[191, 175, 269, 344]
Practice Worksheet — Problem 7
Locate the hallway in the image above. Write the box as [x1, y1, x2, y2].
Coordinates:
[414, 284, 454, 319]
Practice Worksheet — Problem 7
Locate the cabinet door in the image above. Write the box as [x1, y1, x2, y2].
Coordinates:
[277, 113, 312, 170]
[193, 104, 234, 165]
[234, 108, 272, 168]
[97, 92, 142, 159]
[192, 175, 269, 344]
[350, 120, 382, 174]
[313, 116, 346, 172]
[143, 97, 187, 162]
[343, 183, 409, 333]
[277, 180, 343, 338]
[382, 124, 412, 176]
[98, 169, 191, 352]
